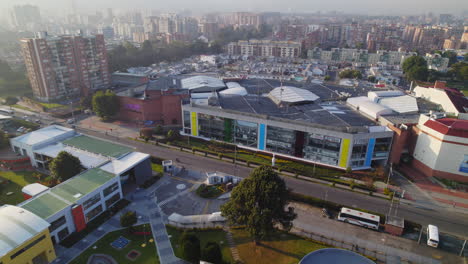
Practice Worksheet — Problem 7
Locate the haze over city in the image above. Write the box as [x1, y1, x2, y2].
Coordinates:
[0, 0, 467, 264]
[0, 0, 467, 15]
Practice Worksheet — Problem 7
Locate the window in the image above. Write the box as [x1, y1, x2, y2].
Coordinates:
[233, 120, 257, 147]
[49, 216, 67, 232]
[266, 126, 296, 155]
[10, 235, 46, 260]
[303, 133, 341, 165]
[105, 193, 121, 208]
[57, 227, 70, 241]
[85, 205, 103, 222]
[83, 193, 101, 210]
[103, 182, 119, 197]
[198, 113, 225, 140]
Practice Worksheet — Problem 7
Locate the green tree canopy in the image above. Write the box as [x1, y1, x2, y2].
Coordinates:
[180, 232, 201, 263]
[339, 69, 362, 79]
[4, 96, 18, 105]
[442, 50, 458, 66]
[402, 56, 428, 81]
[201, 242, 222, 264]
[0, 130, 9, 149]
[49, 151, 83, 182]
[92, 90, 119, 120]
[221, 165, 296, 242]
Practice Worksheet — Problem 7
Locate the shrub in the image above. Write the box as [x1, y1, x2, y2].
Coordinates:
[331, 182, 336, 187]
[246, 161, 251, 167]
[218, 153, 223, 159]
[120, 211, 137, 229]
[383, 188, 391, 195]
[201, 242, 222, 264]
[180, 232, 200, 263]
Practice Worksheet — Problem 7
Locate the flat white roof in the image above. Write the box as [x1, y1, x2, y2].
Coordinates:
[378, 95, 419, 114]
[181, 76, 226, 90]
[35, 143, 108, 168]
[269, 86, 319, 104]
[168, 212, 225, 224]
[22, 183, 49, 197]
[13, 125, 73, 146]
[100, 152, 149, 175]
[0, 114, 12, 120]
[0, 205, 50, 257]
[347, 96, 393, 119]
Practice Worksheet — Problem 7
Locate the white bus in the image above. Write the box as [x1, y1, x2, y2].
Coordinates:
[0, 108, 14, 115]
[427, 225, 439, 248]
[337, 207, 380, 230]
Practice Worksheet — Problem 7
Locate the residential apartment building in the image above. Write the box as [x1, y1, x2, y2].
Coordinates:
[228, 40, 301, 58]
[232, 12, 262, 29]
[20, 33, 110, 102]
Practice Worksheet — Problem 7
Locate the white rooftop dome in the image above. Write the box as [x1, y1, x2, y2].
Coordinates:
[220, 82, 248, 96]
[268, 86, 319, 105]
[181, 76, 226, 92]
[0, 205, 50, 257]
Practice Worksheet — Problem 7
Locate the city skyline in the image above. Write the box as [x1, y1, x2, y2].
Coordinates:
[1, 0, 467, 16]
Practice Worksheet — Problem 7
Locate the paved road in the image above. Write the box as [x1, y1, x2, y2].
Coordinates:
[77, 127, 468, 237]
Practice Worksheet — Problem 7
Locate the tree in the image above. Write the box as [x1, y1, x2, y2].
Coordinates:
[324, 75, 331, 81]
[92, 90, 119, 120]
[4, 96, 18, 105]
[442, 50, 458, 66]
[339, 69, 362, 79]
[402, 56, 427, 73]
[201, 242, 222, 264]
[154, 125, 164, 135]
[120, 211, 137, 229]
[367, 76, 376, 83]
[80, 94, 93, 109]
[221, 165, 296, 242]
[180, 232, 200, 263]
[49, 151, 83, 182]
[0, 130, 9, 149]
[406, 66, 428, 82]
[167, 129, 177, 141]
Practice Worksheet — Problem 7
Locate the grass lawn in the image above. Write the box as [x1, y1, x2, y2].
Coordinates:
[151, 162, 163, 173]
[166, 225, 234, 264]
[69, 224, 159, 264]
[38, 102, 65, 109]
[231, 228, 328, 264]
[12, 104, 35, 112]
[0, 171, 39, 205]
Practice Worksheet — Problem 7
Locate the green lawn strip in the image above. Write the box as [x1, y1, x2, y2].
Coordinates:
[38, 102, 65, 109]
[10, 118, 40, 130]
[0, 171, 39, 205]
[11, 104, 35, 112]
[69, 224, 159, 264]
[166, 225, 234, 264]
[231, 228, 328, 264]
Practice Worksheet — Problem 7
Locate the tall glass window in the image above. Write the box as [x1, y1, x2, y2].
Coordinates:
[198, 114, 225, 140]
[183, 111, 191, 134]
[266, 126, 296, 155]
[303, 133, 341, 166]
[373, 137, 391, 158]
[233, 120, 257, 148]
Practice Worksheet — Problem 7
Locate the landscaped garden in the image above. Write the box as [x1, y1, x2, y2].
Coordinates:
[0, 171, 44, 205]
[196, 184, 225, 199]
[231, 228, 328, 264]
[166, 225, 234, 264]
[69, 224, 159, 264]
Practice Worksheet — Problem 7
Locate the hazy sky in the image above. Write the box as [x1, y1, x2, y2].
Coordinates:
[2, 0, 467, 15]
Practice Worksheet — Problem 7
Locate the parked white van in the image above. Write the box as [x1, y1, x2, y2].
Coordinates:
[427, 224, 439, 248]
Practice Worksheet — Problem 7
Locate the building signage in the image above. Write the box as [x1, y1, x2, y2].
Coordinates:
[459, 155, 468, 173]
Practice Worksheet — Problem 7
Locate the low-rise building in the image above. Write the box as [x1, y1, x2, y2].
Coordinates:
[228, 40, 301, 58]
[0, 205, 56, 264]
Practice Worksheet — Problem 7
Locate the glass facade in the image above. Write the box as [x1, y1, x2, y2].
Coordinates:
[266, 126, 296, 155]
[233, 120, 257, 147]
[350, 138, 368, 167]
[103, 182, 119, 197]
[85, 204, 103, 222]
[373, 137, 391, 158]
[303, 133, 341, 166]
[183, 111, 191, 134]
[198, 113, 225, 140]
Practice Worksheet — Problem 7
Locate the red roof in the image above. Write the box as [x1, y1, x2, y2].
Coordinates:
[424, 118, 468, 138]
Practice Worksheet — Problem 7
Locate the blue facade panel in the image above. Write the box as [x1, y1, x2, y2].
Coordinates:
[365, 138, 376, 167]
[258, 124, 266, 150]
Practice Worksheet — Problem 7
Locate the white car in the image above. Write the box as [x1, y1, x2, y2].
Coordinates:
[16, 126, 26, 133]
[67, 118, 75, 124]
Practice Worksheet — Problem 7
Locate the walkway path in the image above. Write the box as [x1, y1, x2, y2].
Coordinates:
[149, 196, 183, 264]
[223, 226, 242, 263]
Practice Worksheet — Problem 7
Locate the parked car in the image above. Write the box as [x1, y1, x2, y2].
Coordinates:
[66, 118, 75, 124]
[16, 126, 26, 133]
